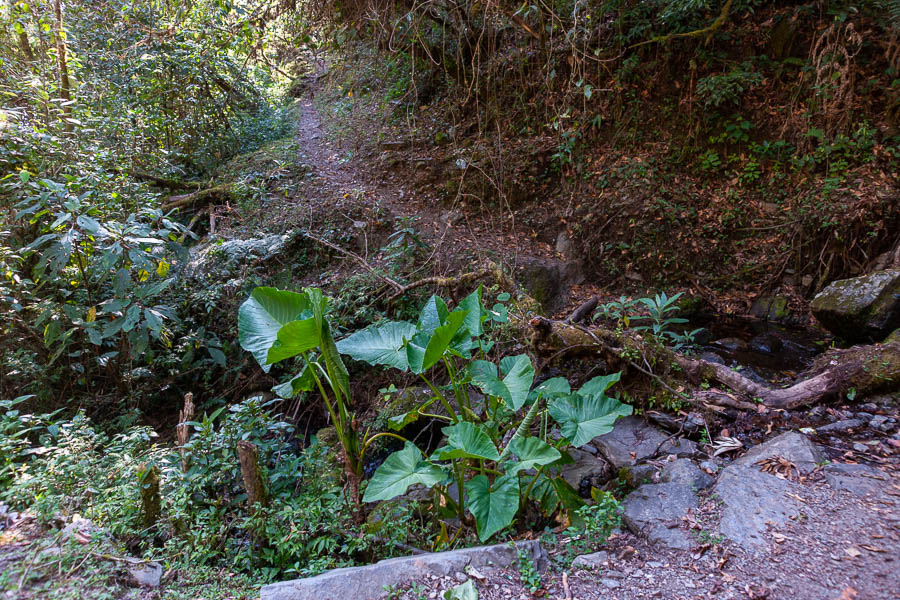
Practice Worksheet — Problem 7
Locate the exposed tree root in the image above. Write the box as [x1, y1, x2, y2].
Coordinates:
[525, 317, 900, 410]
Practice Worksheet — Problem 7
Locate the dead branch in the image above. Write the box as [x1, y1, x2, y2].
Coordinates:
[386, 264, 511, 303]
[162, 184, 234, 211]
[129, 169, 203, 191]
[526, 317, 900, 411]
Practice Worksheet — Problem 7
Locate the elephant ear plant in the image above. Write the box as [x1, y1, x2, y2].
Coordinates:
[238, 286, 633, 541]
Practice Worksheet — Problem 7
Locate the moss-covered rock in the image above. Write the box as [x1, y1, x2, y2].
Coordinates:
[810, 270, 900, 342]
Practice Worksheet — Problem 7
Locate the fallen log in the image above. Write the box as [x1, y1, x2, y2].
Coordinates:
[129, 169, 203, 191]
[525, 316, 900, 410]
[162, 183, 234, 211]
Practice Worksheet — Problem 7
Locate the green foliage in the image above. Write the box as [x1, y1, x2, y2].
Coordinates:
[696, 63, 764, 109]
[517, 547, 543, 594]
[594, 292, 701, 351]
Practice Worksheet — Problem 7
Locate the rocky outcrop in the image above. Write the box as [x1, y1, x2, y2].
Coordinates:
[811, 269, 900, 342]
[622, 483, 698, 550]
[591, 416, 697, 469]
[515, 256, 583, 315]
[260, 540, 548, 600]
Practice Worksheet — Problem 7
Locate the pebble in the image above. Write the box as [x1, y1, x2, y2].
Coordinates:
[602, 579, 621, 589]
[818, 419, 866, 433]
[852, 443, 868, 453]
[859, 403, 879, 413]
[454, 572, 467, 583]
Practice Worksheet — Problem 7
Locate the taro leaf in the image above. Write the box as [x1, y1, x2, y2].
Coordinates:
[238, 287, 312, 372]
[388, 396, 437, 431]
[576, 372, 621, 399]
[362, 442, 447, 503]
[457, 286, 485, 337]
[418, 295, 450, 336]
[443, 579, 478, 600]
[307, 288, 350, 400]
[272, 365, 315, 399]
[465, 473, 519, 541]
[468, 354, 534, 411]
[548, 394, 632, 447]
[551, 476, 585, 513]
[336, 321, 417, 370]
[267, 317, 320, 364]
[528, 376, 571, 402]
[422, 309, 468, 371]
[433, 422, 499, 461]
[506, 436, 561, 475]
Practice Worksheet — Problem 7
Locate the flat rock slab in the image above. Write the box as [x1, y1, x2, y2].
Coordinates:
[714, 465, 802, 549]
[592, 417, 697, 469]
[734, 431, 823, 475]
[824, 462, 890, 497]
[622, 482, 698, 550]
[260, 541, 548, 600]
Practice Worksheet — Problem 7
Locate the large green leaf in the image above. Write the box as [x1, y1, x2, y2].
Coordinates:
[468, 354, 534, 410]
[336, 321, 417, 370]
[529, 377, 571, 401]
[272, 365, 315, 398]
[362, 442, 447, 502]
[433, 422, 500, 461]
[465, 473, 519, 541]
[548, 394, 632, 447]
[418, 295, 449, 335]
[457, 286, 485, 337]
[267, 318, 320, 364]
[421, 310, 468, 371]
[238, 287, 311, 372]
[307, 288, 349, 400]
[577, 372, 622, 399]
[506, 436, 561, 475]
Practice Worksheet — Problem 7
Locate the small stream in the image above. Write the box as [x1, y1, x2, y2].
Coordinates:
[687, 316, 828, 385]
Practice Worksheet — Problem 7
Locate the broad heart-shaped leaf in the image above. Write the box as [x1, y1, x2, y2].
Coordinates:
[465, 473, 519, 541]
[457, 286, 485, 337]
[506, 436, 561, 475]
[468, 354, 534, 411]
[267, 317, 320, 364]
[433, 422, 499, 461]
[528, 377, 571, 402]
[336, 321, 417, 370]
[421, 309, 468, 371]
[576, 372, 621, 399]
[238, 287, 312, 372]
[362, 442, 447, 503]
[418, 295, 450, 336]
[548, 394, 632, 447]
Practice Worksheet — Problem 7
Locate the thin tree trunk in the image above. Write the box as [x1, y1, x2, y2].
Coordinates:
[53, 0, 73, 132]
[237, 440, 267, 511]
[9, 0, 34, 63]
[138, 463, 162, 528]
[176, 392, 195, 473]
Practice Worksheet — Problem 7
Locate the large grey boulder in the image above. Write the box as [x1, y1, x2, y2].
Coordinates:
[591, 417, 697, 469]
[811, 269, 900, 342]
[660, 459, 714, 490]
[622, 483, 698, 550]
[125, 559, 162, 588]
[733, 431, 823, 475]
[260, 541, 547, 600]
[714, 465, 803, 550]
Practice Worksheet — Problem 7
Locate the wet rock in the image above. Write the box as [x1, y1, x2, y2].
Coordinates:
[560, 448, 614, 497]
[824, 463, 888, 497]
[570, 551, 609, 569]
[817, 419, 866, 434]
[125, 559, 162, 588]
[810, 269, 900, 342]
[733, 431, 823, 475]
[660, 459, 714, 490]
[711, 337, 747, 353]
[748, 333, 783, 354]
[622, 483, 698, 550]
[515, 256, 584, 314]
[699, 351, 725, 365]
[714, 465, 803, 549]
[261, 541, 548, 600]
[750, 296, 792, 323]
[591, 417, 697, 469]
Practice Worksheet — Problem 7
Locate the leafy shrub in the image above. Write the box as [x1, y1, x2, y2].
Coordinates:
[697, 63, 764, 109]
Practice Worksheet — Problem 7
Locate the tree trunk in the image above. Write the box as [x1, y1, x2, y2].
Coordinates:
[526, 316, 900, 410]
[237, 440, 267, 511]
[137, 463, 161, 528]
[9, 0, 35, 63]
[53, 0, 73, 132]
